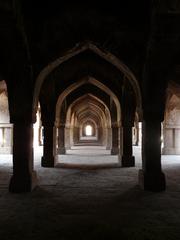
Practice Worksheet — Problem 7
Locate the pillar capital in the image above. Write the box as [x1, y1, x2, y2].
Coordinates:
[111, 122, 119, 128]
[143, 115, 163, 123]
[9, 108, 34, 125]
[121, 120, 134, 127]
[59, 123, 65, 128]
[42, 121, 54, 127]
[143, 106, 165, 122]
[11, 119, 33, 125]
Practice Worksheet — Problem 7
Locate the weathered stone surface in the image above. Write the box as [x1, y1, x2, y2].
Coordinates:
[0, 147, 180, 239]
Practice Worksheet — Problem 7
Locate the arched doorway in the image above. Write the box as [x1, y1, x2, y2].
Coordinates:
[33, 42, 142, 119]
[33, 42, 141, 174]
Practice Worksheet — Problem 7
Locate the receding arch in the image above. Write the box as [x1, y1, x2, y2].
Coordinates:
[67, 96, 111, 148]
[55, 76, 121, 126]
[80, 119, 98, 138]
[66, 93, 112, 128]
[73, 106, 105, 128]
[33, 42, 142, 119]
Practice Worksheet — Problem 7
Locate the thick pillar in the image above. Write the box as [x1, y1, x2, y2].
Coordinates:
[121, 82, 136, 166]
[111, 124, 120, 155]
[73, 126, 79, 144]
[139, 119, 166, 191]
[65, 126, 71, 150]
[41, 124, 55, 167]
[57, 124, 66, 154]
[98, 127, 103, 145]
[121, 124, 135, 167]
[106, 127, 112, 150]
[9, 123, 37, 193]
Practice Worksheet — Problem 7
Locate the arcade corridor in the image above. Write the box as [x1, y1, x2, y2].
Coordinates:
[0, 0, 180, 239]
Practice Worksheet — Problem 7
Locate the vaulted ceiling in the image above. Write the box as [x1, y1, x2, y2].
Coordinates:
[0, 0, 179, 86]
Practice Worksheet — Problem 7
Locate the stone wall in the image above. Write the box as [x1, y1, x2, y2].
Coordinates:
[163, 94, 180, 155]
[0, 92, 9, 123]
[0, 92, 12, 154]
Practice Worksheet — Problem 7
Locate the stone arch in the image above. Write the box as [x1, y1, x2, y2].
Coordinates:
[55, 76, 121, 126]
[58, 92, 113, 151]
[81, 119, 97, 137]
[74, 104, 105, 125]
[66, 93, 112, 128]
[33, 42, 142, 119]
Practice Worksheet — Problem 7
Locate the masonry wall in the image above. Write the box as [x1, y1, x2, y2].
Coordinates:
[0, 92, 12, 154]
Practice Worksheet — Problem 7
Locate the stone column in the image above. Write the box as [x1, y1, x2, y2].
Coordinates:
[98, 127, 103, 145]
[139, 119, 166, 191]
[9, 123, 37, 193]
[121, 83, 136, 166]
[121, 123, 135, 167]
[106, 127, 112, 150]
[41, 124, 55, 167]
[73, 126, 79, 144]
[111, 123, 119, 155]
[65, 126, 71, 150]
[57, 124, 66, 154]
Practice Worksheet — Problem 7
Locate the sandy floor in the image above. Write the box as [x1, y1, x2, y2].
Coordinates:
[0, 146, 180, 240]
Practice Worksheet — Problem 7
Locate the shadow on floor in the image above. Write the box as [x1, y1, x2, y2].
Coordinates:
[0, 183, 179, 240]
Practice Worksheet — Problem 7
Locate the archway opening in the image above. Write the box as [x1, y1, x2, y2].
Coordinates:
[85, 125, 93, 136]
[34, 43, 142, 169]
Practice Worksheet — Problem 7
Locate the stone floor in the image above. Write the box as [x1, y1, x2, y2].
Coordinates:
[0, 146, 180, 240]
[57, 146, 119, 168]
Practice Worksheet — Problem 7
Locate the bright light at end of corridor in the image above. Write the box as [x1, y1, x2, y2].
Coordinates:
[85, 125, 93, 136]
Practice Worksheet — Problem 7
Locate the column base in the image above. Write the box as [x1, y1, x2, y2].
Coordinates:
[57, 147, 66, 154]
[111, 148, 119, 155]
[65, 146, 71, 150]
[41, 156, 54, 167]
[121, 156, 135, 167]
[138, 169, 166, 192]
[106, 146, 111, 150]
[9, 171, 38, 193]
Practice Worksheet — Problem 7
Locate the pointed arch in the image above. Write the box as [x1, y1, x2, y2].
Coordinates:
[55, 76, 121, 126]
[66, 93, 112, 128]
[33, 42, 142, 118]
